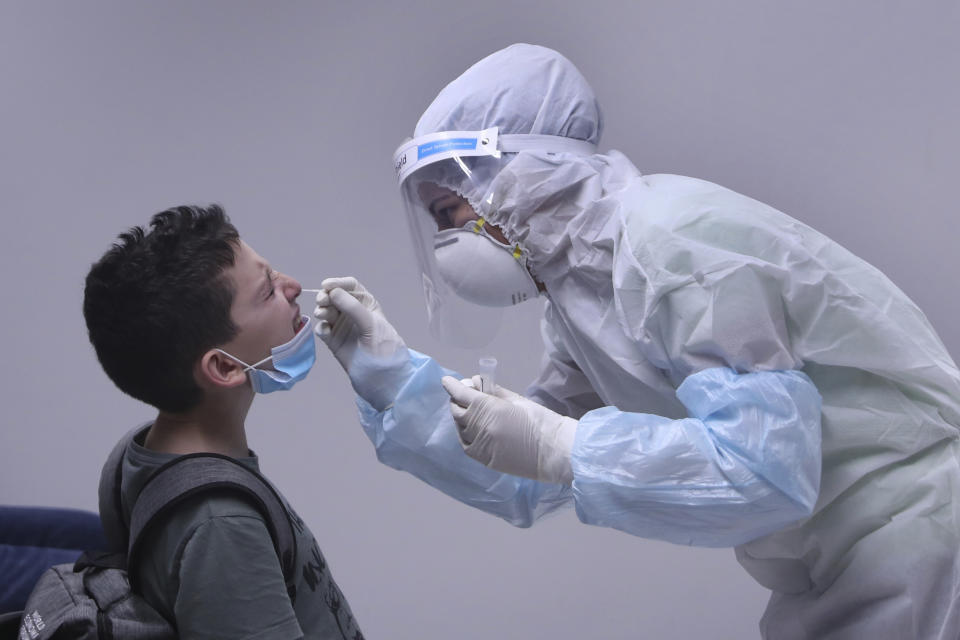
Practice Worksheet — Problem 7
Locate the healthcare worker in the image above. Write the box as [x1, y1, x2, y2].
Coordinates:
[315, 44, 960, 638]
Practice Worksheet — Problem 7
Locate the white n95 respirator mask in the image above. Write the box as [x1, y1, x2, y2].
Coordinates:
[434, 219, 539, 307]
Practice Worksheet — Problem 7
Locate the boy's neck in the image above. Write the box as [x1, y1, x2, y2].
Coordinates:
[146, 395, 252, 458]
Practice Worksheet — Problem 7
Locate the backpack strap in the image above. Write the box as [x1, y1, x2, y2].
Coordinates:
[98, 424, 147, 554]
[0, 611, 22, 640]
[126, 453, 298, 602]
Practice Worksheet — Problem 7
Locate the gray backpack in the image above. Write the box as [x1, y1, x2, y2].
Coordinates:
[15, 427, 297, 640]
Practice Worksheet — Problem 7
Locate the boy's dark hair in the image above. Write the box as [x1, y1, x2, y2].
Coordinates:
[83, 204, 241, 412]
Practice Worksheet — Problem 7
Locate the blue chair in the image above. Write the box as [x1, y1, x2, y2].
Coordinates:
[0, 505, 107, 614]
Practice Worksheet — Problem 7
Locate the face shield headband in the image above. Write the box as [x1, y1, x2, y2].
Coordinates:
[393, 126, 597, 186]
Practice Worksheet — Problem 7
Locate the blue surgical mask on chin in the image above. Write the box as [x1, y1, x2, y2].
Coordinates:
[216, 315, 316, 393]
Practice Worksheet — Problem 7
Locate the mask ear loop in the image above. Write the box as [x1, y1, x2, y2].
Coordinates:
[213, 348, 272, 373]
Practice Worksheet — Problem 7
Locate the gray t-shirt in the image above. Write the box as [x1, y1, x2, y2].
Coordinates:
[118, 427, 364, 640]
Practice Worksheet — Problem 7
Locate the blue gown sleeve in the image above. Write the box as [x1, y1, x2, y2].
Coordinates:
[571, 366, 822, 547]
[352, 348, 573, 527]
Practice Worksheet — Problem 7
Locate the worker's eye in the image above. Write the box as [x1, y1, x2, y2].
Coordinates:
[430, 205, 454, 231]
[436, 206, 456, 229]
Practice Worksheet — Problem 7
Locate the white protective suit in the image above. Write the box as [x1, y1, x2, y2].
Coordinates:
[352, 44, 960, 638]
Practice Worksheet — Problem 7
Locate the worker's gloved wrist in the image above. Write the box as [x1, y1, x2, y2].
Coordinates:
[347, 345, 414, 411]
[537, 416, 577, 485]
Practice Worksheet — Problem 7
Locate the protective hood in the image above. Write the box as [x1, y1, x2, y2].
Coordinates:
[397, 43, 619, 345]
[414, 43, 605, 237]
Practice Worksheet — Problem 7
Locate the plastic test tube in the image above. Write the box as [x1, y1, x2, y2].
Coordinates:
[478, 357, 498, 393]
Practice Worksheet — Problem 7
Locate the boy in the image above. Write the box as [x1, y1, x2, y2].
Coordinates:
[83, 204, 363, 639]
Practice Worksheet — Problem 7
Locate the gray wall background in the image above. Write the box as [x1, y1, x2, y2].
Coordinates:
[2, 2, 958, 638]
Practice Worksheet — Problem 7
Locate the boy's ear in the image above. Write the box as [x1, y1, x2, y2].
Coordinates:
[197, 349, 248, 390]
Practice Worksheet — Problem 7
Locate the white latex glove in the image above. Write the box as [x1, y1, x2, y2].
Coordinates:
[441, 375, 577, 484]
[314, 277, 404, 361]
[314, 277, 407, 409]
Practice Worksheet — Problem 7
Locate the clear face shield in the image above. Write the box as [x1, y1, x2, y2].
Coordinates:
[393, 127, 596, 347]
